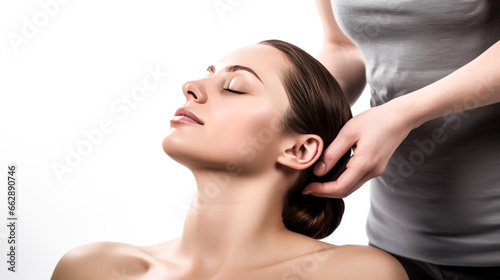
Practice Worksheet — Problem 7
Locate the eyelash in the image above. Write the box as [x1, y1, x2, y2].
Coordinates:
[223, 88, 245, 94]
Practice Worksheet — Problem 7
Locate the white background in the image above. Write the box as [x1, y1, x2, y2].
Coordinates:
[0, 1, 372, 279]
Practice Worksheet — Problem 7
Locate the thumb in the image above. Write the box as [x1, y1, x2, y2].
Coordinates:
[314, 128, 355, 176]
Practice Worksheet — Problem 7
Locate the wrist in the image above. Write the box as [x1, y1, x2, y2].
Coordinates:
[384, 92, 427, 130]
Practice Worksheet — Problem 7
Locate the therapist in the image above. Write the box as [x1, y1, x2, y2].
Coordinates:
[304, 0, 500, 279]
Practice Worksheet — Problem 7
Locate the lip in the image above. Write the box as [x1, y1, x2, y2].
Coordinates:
[171, 107, 204, 125]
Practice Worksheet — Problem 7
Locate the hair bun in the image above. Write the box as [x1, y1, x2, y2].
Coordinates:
[283, 193, 344, 239]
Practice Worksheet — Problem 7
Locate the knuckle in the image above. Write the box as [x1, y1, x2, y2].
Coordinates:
[319, 183, 348, 198]
[335, 190, 349, 198]
[331, 182, 350, 198]
[323, 148, 338, 161]
[372, 165, 386, 177]
[359, 158, 376, 172]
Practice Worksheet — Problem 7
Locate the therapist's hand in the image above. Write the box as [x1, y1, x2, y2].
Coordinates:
[303, 101, 414, 198]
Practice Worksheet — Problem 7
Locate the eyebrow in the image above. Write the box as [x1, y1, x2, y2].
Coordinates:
[207, 65, 263, 83]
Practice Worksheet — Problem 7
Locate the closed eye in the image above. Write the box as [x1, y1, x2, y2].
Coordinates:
[223, 88, 246, 94]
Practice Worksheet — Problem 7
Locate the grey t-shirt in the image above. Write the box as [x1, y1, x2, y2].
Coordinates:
[333, 0, 500, 266]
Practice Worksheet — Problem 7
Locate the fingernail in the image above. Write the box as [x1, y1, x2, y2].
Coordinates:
[314, 162, 326, 176]
[302, 189, 313, 195]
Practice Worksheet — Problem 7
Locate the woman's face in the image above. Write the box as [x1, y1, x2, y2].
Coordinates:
[163, 44, 291, 174]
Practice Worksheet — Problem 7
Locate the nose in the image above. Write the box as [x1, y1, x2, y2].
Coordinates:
[182, 80, 207, 103]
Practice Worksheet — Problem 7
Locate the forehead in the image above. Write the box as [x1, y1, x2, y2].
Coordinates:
[215, 44, 288, 84]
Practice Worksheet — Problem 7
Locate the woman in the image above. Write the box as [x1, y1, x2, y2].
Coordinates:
[51, 40, 408, 279]
[307, 0, 500, 279]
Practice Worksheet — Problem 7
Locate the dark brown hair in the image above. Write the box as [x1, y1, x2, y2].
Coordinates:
[259, 39, 352, 239]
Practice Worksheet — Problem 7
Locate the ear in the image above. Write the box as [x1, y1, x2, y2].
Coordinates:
[277, 134, 323, 170]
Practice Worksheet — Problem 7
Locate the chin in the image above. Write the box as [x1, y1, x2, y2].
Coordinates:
[162, 133, 189, 164]
[162, 133, 224, 171]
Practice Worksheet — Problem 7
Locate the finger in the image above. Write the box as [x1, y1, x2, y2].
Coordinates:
[337, 172, 374, 197]
[304, 171, 372, 198]
[314, 129, 356, 176]
[305, 160, 370, 197]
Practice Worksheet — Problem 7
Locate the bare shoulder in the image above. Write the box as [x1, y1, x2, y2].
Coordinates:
[51, 241, 152, 280]
[311, 244, 409, 280]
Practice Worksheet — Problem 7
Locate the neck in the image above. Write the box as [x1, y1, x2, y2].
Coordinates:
[177, 167, 294, 268]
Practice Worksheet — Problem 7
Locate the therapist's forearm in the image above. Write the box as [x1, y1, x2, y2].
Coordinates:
[388, 40, 500, 129]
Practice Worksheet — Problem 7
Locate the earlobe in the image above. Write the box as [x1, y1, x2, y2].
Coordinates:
[277, 134, 323, 170]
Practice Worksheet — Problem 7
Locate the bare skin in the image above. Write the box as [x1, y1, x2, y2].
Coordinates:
[51, 45, 408, 280]
[52, 239, 407, 279]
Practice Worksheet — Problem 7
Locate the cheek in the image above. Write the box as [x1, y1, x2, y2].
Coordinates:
[209, 104, 282, 149]
[204, 105, 284, 168]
